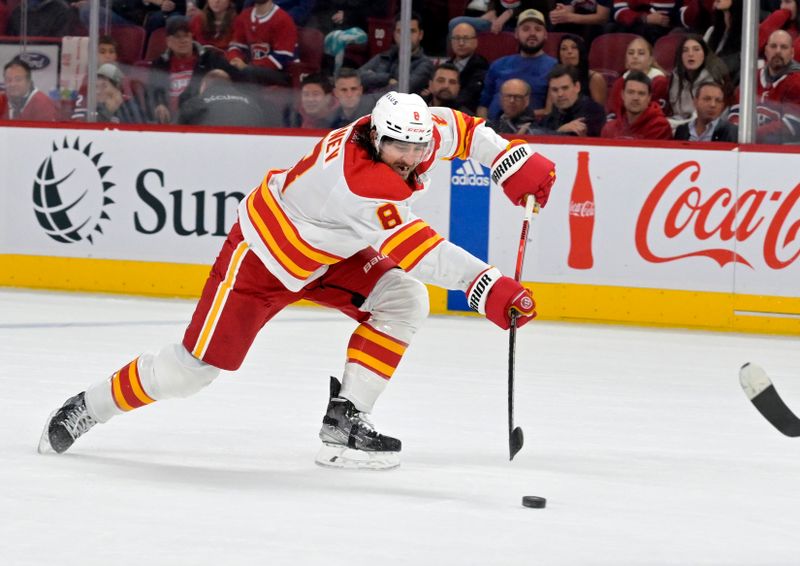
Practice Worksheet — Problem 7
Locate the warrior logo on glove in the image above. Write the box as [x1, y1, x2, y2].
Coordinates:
[490, 141, 556, 208]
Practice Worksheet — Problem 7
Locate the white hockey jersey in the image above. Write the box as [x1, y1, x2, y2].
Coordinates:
[237, 108, 514, 292]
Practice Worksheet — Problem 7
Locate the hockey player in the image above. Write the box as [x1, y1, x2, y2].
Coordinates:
[39, 92, 556, 469]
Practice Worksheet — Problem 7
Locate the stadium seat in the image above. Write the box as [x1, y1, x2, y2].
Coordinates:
[286, 27, 325, 87]
[110, 25, 146, 65]
[544, 31, 567, 59]
[475, 31, 517, 63]
[144, 26, 167, 61]
[344, 43, 369, 67]
[654, 32, 686, 73]
[448, 0, 470, 21]
[588, 32, 639, 76]
[367, 17, 394, 57]
[296, 27, 324, 70]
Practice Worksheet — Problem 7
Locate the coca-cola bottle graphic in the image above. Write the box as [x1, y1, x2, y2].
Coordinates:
[567, 151, 595, 269]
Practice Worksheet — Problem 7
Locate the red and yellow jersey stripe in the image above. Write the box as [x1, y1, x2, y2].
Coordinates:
[246, 173, 344, 280]
[110, 357, 155, 411]
[379, 219, 444, 272]
[346, 323, 408, 380]
[448, 109, 485, 161]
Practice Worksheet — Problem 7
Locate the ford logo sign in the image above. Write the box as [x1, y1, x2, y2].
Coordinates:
[18, 52, 51, 70]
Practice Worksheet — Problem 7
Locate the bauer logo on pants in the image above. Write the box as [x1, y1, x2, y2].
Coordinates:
[31, 137, 115, 244]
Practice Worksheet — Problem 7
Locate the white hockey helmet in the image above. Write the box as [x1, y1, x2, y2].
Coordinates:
[371, 91, 434, 151]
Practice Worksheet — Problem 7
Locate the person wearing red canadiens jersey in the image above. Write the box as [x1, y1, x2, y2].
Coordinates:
[38, 92, 556, 469]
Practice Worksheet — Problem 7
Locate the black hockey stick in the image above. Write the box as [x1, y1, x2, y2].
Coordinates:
[508, 195, 538, 460]
[740, 363, 800, 437]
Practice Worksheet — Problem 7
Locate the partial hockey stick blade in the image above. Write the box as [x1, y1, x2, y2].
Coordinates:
[740, 363, 800, 437]
[509, 426, 524, 460]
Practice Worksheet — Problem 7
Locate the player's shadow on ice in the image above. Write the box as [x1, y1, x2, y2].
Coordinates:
[63, 451, 460, 502]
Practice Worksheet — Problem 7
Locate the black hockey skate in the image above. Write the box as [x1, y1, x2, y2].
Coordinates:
[38, 392, 97, 454]
[316, 377, 401, 470]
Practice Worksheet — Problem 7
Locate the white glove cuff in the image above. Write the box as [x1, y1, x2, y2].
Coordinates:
[490, 143, 531, 186]
[466, 267, 502, 315]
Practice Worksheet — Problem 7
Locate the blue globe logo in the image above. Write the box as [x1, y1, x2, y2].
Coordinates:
[32, 137, 115, 244]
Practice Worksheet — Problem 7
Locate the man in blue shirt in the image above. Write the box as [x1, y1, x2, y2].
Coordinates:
[477, 8, 557, 121]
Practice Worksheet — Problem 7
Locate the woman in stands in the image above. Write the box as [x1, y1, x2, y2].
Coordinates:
[759, 0, 800, 54]
[667, 34, 729, 128]
[705, 0, 743, 85]
[557, 33, 607, 107]
[607, 36, 667, 118]
[190, 0, 236, 51]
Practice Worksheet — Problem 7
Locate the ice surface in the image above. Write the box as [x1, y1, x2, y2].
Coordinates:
[1, 289, 799, 566]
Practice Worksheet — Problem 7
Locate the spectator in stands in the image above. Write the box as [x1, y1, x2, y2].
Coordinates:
[445, 22, 489, 114]
[291, 72, 336, 128]
[0, 58, 57, 121]
[190, 0, 236, 50]
[759, 0, 800, 53]
[486, 78, 538, 133]
[242, 0, 315, 26]
[72, 63, 146, 123]
[557, 33, 607, 107]
[539, 64, 606, 136]
[674, 81, 737, 141]
[150, 16, 239, 123]
[358, 12, 434, 95]
[730, 29, 800, 143]
[312, 0, 382, 73]
[477, 9, 556, 120]
[108, 0, 186, 34]
[667, 34, 729, 128]
[227, 0, 297, 86]
[601, 70, 672, 139]
[448, 0, 552, 35]
[549, 0, 611, 44]
[704, 0, 743, 85]
[608, 0, 681, 45]
[75, 35, 134, 110]
[329, 67, 378, 128]
[608, 36, 667, 117]
[98, 35, 120, 65]
[422, 63, 462, 109]
[178, 68, 281, 126]
[8, 0, 80, 37]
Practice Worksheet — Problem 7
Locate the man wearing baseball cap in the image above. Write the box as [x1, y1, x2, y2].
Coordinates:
[148, 15, 239, 123]
[478, 8, 556, 120]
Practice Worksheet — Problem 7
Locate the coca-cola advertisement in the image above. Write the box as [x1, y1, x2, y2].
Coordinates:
[568, 151, 595, 270]
[487, 144, 799, 301]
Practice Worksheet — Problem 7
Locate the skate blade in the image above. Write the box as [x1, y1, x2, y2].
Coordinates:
[314, 442, 400, 470]
[37, 411, 56, 454]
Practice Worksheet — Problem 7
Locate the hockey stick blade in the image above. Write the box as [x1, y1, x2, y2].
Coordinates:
[740, 363, 800, 437]
[509, 426, 524, 460]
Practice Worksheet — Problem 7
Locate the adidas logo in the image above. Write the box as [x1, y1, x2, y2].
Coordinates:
[451, 159, 490, 187]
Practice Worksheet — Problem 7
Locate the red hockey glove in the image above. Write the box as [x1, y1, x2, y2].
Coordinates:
[466, 267, 537, 330]
[491, 141, 556, 208]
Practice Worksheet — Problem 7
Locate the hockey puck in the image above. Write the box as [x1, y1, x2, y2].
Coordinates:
[521, 496, 546, 508]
